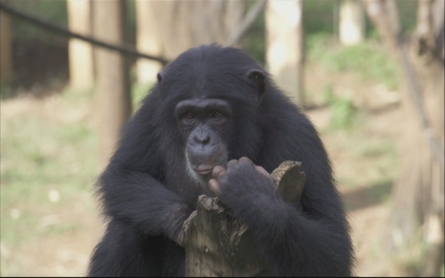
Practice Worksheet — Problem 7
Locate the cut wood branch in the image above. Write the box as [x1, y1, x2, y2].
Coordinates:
[183, 161, 306, 277]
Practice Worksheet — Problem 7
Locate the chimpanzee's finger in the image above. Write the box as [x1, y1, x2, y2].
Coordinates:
[227, 159, 238, 168]
[239, 156, 254, 166]
[212, 165, 226, 179]
[255, 165, 271, 178]
[208, 178, 219, 195]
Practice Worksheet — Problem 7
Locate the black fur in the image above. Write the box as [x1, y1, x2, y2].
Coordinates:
[88, 44, 354, 277]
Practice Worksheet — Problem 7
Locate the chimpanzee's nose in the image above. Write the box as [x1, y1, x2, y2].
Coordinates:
[194, 132, 210, 145]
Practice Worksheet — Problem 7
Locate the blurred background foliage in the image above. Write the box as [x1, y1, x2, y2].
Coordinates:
[4, 0, 418, 95]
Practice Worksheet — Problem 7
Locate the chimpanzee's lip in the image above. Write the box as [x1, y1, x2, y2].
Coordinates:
[194, 165, 214, 176]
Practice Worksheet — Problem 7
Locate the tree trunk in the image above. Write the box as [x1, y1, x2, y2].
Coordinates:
[265, 0, 305, 109]
[0, 0, 13, 84]
[67, 0, 94, 90]
[183, 161, 306, 277]
[145, 1, 246, 60]
[363, 0, 444, 275]
[339, 0, 365, 46]
[92, 0, 132, 171]
[135, 0, 163, 85]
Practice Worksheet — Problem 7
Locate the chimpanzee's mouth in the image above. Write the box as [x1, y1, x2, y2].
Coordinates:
[194, 165, 214, 176]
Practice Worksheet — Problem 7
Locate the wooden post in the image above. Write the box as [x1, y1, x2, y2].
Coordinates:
[265, 0, 305, 109]
[144, 1, 245, 61]
[135, 0, 163, 85]
[339, 0, 365, 46]
[92, 0, 132, 171]
[67, 0, 94, 89]
[183, 161, 306, 277]
[0, 0, 13, 84]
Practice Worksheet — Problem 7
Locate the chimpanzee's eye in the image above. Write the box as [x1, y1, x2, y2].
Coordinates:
[211, 111, 223, 118]
[184, 112, 194, 119]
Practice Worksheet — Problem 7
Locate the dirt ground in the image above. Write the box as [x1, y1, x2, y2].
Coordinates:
[306, 101, 403, 276]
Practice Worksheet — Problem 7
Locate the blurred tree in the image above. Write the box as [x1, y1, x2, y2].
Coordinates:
[363, 0, 444, 275]
[0, 0, 13, 84]
[135, 0, 163, 85]
[67, 0, 94, 89]
[265, 0, 305, 108]
[142, 0, 246, 61]
[339, 0, 365, 45]
[93, 0, 132, 171]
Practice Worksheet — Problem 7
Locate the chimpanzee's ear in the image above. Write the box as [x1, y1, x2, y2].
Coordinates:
[157, 72, 163, 83]
[246, 69, 266, 103]
[156, 72, 167, 100]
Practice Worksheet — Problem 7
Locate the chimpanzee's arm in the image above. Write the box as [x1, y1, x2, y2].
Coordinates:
[98, 168, 193, 243]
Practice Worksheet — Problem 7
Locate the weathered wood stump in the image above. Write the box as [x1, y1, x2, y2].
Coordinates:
[183, 161, 306, 277]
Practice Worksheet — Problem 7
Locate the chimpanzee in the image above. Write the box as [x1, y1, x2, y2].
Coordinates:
[88, 44, 354, 277]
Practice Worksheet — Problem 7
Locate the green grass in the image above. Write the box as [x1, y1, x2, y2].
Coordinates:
[318, 85, 362, 132]
[307, 34, 400, 90]
[329, 96, 358, 130]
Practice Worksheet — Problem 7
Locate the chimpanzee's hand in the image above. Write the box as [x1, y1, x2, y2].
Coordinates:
[162, 203, 194, 247]
[175, 210, 197, 247]
[208, 157, 279, 214]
